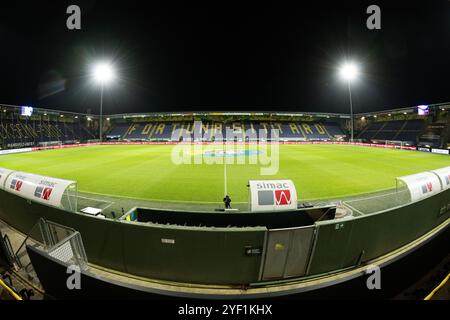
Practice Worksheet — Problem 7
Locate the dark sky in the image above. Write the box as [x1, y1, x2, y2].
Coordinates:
[1, 0, 450, 115]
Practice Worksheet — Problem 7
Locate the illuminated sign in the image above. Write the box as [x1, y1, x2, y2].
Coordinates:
[21, 106, 33, 117]
[417, 105, 429, 116]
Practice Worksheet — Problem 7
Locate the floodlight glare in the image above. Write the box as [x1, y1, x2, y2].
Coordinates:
[339, 62, 359, 82]
[93, 62, 115, 84]
[337, 61, 360, 143]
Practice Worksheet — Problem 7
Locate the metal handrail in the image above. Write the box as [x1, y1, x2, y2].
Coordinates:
[424, 273, 450, 300]
[0, 278, 22, 301]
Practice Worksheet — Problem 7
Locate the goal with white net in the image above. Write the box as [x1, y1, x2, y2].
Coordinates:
[385, 140, 405, 149]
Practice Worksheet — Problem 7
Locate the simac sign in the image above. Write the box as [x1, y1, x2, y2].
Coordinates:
[248, 180, 298, 212]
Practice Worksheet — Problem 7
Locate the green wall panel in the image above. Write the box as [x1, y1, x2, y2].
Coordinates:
[0, 190, 266, 285]
[308, 189, 450, 275]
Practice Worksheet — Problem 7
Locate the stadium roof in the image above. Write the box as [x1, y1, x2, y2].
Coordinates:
[1, 101, 448, 120]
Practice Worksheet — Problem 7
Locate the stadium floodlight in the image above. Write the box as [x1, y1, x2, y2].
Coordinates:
[93, 62, 115, 84]
[91, 61, 116, 142]
[339, 62, 359, 82]
[339, 61, 360, 142]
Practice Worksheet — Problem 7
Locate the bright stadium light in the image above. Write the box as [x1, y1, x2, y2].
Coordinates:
[91, 61, 117, 142]
[339, 62, 359, 82]
[93, 62, 115, 84]
[338, 61, 360, 142]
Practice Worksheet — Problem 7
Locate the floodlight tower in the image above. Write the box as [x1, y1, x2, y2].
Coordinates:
[339, 62, 359, 142]
[92, 62, 115, 142]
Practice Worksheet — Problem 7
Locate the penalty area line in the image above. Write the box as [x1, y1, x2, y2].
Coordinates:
[77, 195, 115, 210]
[342, 202, 364, 215]
[77, 195, 114, 203]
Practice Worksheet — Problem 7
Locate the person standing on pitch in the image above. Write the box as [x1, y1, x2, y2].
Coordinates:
[223, 195, 232, 209]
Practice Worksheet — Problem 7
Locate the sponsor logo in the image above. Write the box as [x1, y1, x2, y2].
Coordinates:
[258, 190, 274, 206]
[257, 189, 292, 206]
[275, 189, 292, 205]
[10, 179, 23, 191]
[256, 182, 290, 190]
[421, 182, 433, 194]
[34, 186, 53, 201]
[417, 147, 431, 152]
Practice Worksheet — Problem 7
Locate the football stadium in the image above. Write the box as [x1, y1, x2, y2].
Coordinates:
[0, 103, 449, 301]
[0, 1, 449, 306]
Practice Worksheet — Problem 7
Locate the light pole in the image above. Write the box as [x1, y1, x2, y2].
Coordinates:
[93, 62, 115, 142]
[339, 62, 359, 142]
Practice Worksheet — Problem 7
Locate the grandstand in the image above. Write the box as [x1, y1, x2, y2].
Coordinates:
[417, 122, 449, 148]
[0, 103, 449, 149]
[0, 105, 98, 149]
[357, 119, 426, 143]
[106, 121, 346, 142]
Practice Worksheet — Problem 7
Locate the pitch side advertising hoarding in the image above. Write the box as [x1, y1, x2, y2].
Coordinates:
[431, 148, 450, 155]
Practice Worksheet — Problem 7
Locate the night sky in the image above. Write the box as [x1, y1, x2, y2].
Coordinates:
[1, 0, 450, 115]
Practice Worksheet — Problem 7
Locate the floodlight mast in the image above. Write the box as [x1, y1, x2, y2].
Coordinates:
[339, 62, 359, 142]
[93, 62, 115, 142]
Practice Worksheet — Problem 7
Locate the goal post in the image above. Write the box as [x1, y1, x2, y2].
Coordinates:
[385, 140, 404, 150]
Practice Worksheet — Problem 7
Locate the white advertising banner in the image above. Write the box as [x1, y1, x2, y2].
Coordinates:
[431, 149, 450, 155]
[431, 166, 450, 190]
[397, 172, 442, 202]
[0, 168, 14, 189]
[4, 172, 76, 208]
[0, 148, 33, 155]
[248, 180, 297, 212]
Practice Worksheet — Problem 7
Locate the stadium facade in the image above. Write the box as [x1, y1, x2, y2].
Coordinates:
[0, 102, 449, 299]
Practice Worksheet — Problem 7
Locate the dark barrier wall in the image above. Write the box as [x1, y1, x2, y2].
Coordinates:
[0, 190, 266, 284]
[26, 227, 450, 299]
[308, 189, 450, 275]
[134, 206, 327, 228]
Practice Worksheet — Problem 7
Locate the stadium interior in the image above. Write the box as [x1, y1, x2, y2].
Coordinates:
[0, 103, 449, 301]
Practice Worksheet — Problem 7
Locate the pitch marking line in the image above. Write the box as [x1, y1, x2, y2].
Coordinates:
[343, 202, 364, 215]
[77, 195, 115, 210]
[77, 195, 113, 203]
[343, 190, 398, 204]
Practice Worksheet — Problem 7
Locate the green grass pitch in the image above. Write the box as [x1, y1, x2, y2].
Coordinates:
[0, 144, 448, 203]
